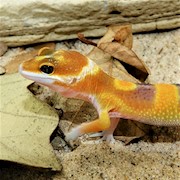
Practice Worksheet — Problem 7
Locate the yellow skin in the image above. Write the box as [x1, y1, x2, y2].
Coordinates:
[19, 47, 180, 143]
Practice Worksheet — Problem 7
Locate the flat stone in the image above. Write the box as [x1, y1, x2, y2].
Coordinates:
[0, 0, 179, 46]
[0, 42, 8, 56]
[0, 65, 6, 75]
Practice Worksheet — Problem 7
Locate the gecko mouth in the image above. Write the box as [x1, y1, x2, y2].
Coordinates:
[19, 64, 82, 85]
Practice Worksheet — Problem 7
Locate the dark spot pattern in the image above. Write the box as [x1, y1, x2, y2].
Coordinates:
[135, 84, 156, 102]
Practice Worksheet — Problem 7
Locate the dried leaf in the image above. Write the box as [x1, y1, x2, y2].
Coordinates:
[5, 43, 55, 74]
[0, 73, 61, 170]
[88, 46, 140, 82]
[87, 47, 112, 65]
[113, 59, 129, 73]
[86, 24, 149, 82]
[98, 42, 148, 73]
[98, 24, 133, 48]
[111, 25, 133, 48]
[112, 60, 140, 82]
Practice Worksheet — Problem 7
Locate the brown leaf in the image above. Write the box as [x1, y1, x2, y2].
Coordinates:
[113, 26, 133, 49]
[112, 60, 140, 82]
[87, 47, 112, 65]
[86, 24, 149, 81]
[5, 43, 55, 74]
[88, 47, 142, 82]
[98, 42, 148, 73]
[98, 24, 133, 48]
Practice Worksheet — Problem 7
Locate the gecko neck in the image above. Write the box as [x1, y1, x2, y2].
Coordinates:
[70, 64, 115, 100]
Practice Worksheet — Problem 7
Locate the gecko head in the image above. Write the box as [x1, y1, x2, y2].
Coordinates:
[19, 47, 95, 89]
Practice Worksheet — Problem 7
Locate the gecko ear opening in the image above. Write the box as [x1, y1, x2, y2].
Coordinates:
[38, 47, 54, 56]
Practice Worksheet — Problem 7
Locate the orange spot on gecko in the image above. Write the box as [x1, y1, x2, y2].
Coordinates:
[114, 79, 137, 91]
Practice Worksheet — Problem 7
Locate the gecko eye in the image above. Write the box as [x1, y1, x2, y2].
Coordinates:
[40, 65, 54, 74]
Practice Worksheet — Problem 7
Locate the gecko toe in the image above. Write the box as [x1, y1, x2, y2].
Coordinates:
[102, 134, 116, 144]
[65, 127, 81, 141]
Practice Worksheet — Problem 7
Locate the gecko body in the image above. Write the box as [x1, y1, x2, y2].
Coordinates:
[19, 47, 180, 142]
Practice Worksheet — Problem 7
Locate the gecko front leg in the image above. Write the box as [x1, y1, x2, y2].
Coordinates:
[65, 110, 111, 141]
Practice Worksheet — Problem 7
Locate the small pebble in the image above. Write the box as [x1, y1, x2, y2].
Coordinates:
[0, 66, 6, 75]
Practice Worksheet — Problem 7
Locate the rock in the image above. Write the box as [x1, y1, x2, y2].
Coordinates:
[133, 29, 180, 84]
[0, 0, 179, 46]
[0, 66, 6, 75]
[0, 42, 8, 56]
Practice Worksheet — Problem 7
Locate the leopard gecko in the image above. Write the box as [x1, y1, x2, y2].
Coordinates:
[19, 47, 180, 142]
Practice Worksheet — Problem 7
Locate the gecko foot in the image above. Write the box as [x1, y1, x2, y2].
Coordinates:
[89, 132, 116, 143]
[65, 127, 81, 141]
[102, 134, 116, 144]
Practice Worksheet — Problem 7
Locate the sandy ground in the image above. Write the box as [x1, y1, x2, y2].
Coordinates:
[55, 141, 180, 180]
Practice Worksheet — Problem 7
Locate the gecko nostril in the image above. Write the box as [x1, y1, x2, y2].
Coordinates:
[40, 65, 54, 74]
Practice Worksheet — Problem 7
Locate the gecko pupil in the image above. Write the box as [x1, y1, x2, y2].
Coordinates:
[40, 65, 54, 74]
